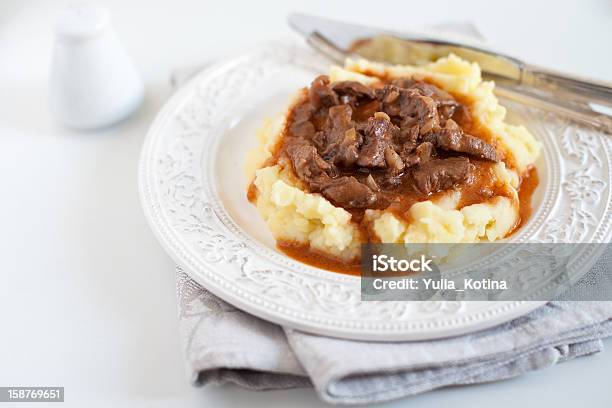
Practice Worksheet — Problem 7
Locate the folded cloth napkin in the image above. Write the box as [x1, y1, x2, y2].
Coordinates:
[177, 266, 612, 405]
[170, 22, 612, 405]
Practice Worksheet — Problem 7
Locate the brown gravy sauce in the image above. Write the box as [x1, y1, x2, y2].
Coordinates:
[278, 241, 362, 275]
[510, 165, 539, 236]
[248, 77, 539, 274]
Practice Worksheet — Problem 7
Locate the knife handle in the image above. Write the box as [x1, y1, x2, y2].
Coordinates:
[495, 85, 612, 134]
[522, 64, 612, 110]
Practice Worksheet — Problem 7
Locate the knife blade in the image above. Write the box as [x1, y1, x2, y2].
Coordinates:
[289, 13, 523, 81]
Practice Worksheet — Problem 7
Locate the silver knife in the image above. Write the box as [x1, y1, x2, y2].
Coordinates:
[289, 13, 612, 133]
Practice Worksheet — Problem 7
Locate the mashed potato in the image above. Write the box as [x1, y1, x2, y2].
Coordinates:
[253, 165, 362, 259]
[248, 55, 541, 261]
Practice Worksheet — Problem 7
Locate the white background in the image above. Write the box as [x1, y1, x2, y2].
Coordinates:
[1, 0, 611, 406]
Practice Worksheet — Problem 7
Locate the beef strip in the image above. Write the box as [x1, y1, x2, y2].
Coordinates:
[397, 123, 420, 150]
[332, 81, 376, 99]
[289, 121, 315, 140]
[308, 75, 338, 108]
[393, 79, 456, 106]
[399, 90, 439, 134]
[292, 100, 315, 123]
[392, 78, 460, 122]
[422, 128, 499, 162]
[288, 101, 316, 139]
[444, 118, 460, 130]
[376, 85, 402, 116]
[286, 143, 332, 189]
[321, 176, 377, 208]
[377, 85, 440, 132]
[438, 105, 458, 123]
[320, 105, 361, 166]
[352, 99, 381, 121]
[356, 113, 399, 168]
[412, 157, 475, 195]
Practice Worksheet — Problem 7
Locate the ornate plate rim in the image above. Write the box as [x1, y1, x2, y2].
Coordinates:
[138, 43, 611, 341]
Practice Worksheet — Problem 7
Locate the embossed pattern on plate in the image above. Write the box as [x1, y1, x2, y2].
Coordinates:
[139, 44, 612, 341]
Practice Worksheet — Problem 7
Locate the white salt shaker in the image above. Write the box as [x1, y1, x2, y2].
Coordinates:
[49, 4, 144, 129]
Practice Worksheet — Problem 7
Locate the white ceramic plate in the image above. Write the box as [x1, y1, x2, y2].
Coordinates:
[139, 43, 612, 341]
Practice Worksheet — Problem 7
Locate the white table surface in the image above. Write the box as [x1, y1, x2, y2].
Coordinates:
[1, 0, 611, 406]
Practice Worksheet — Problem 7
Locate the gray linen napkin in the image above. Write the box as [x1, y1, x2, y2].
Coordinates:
[177, 267, 612, 405]
[170, 23, 612, 405]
